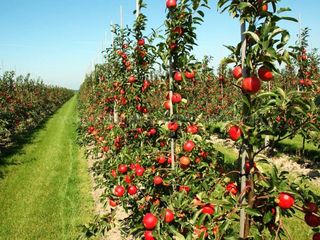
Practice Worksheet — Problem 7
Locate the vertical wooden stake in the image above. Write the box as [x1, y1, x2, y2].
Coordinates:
[120, 5, 123, 29]
[297, 14, 301, 92]
[111, 22, 114, 47]
[136, 0, 140, 18]
[169, 57, 175, 170]
[264, 82, 271, 151]
[221, 83, 224, 106]
[239, 20, 248, 240]
[110, 22, 118, 124]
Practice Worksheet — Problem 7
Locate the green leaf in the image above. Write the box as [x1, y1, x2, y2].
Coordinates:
[197, 10, 205, 18]
[270, 164, 279, 187]
[244, 31, 260, 43]
[191, 209, 203, 225]
[266, 47, 277, 58]
[257, 92, 277, 99]
[268, 28, 285, 41]
[263, 211, 273, 224]
[223, 45, 236, 53]
[221, 57, 236, 64]
[260, 40, 270, 50]
[293, 106, 306, 115]
[277, 7, 291, 14]
[276, 88, 286, 99]
[281, 50, 290, 63]
[280, 16, 298, 22]
[238, 2, 251, 10]
[168, 226, 186, 240]
[245, 208, 262, 217]
[217, 0, 229, 9]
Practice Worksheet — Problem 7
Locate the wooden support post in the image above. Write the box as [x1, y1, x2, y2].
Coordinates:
[239, 20, 248, 240]
[120, 5, 123, 29]
[169, 57, 175, 170]
[136, 0, 140, 18]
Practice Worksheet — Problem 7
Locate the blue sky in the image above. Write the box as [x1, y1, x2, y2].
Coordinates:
[0, 0, 319, 89]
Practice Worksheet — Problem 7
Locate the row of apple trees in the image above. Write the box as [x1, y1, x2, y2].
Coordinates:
[78, 0, 319, 239]
[0, 71, 74, 152]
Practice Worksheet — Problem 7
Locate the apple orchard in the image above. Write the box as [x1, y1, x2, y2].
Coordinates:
[77, 0, 320, 240]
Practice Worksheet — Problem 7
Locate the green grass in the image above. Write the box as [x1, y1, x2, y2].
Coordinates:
[0, 96, 93, 240]
[213, 143, 238, 163]
[276, 134, 320, 161]
[280, 134, 319, 152]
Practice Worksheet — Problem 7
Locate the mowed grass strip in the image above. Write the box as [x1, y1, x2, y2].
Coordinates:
[0, 96, 93, 240]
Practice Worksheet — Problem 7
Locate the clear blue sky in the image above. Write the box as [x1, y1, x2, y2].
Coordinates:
[0, 0, 319, 89]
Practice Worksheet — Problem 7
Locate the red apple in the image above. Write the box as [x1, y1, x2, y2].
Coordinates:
[277, 192, 295, 209]
[124, 175, 131, 184]
[179, 156, 190, 167]
[166, 0, 177, 8]
[135, 166, 145, 176]
[242, 76, 261, 94]
[187, 125, 198, 134]
[144, 230, 155, 240]
[102, 146, 109, 152]
[168, 121, 179, 131]
[183, 140, 195, 152]
[304, 202, 319, 213]
[118, 164, 128, 174]
[138, 38, 145, 46]
[157, 156, 167, 164]
[305, 213, 320, 227]
[171, 93, 182, 104]
[148, 128, 157, 136]
[173, 26, 184, 36]
[169, 42, 177, 51]
[109, 199, 118, 207]
[163, 101, 171, 110]
[164, 209, 175, 223]
[226, 182, 238, 195]
[154, 176, 163, 185]
[128, 75, 137, 83]
[111, 169, 117, 178]
[174, 71, 183, 81]
[228, 125, 242, 141]
[257, 0, 268, 12]
[185, 70, 195, 79]
[258, 66, 273, 81]
[128, 185, 138, 195]
[114, 185, 125, 197]
[179, 185, 190, 193]
[313, 233, 320, 240]
[233, 66, 242, 79]
[143, 213, 158, 229]
[201, 205, 215, 215]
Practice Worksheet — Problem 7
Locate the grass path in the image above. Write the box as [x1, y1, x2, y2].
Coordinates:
[0, 96, 93, 240]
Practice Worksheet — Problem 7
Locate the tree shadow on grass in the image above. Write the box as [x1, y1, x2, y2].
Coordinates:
[0, 117, 52, 179]
[273, 141, 320, 163]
